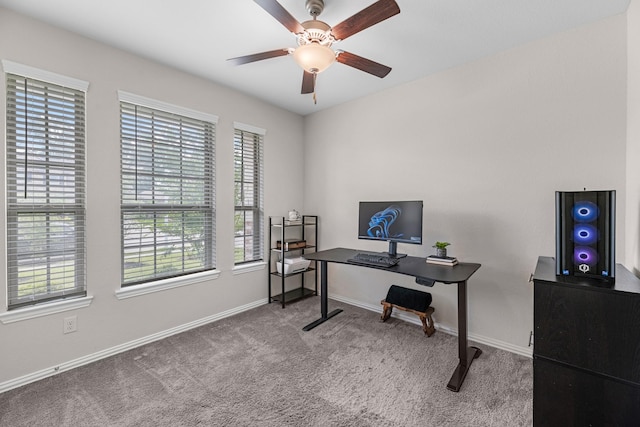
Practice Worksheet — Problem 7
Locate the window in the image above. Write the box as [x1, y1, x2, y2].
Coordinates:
[5, 63, 88, 309]
[119, 92, 217, 286]
[234, 123, 265, 265]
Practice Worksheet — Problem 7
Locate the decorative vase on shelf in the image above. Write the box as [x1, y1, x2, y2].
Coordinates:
[288, 209, 300, 221]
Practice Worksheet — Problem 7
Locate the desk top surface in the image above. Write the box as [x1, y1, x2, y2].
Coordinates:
[304, 247, 481, 284]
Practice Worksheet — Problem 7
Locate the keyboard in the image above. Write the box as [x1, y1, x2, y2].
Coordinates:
[348, 253, 400, 268]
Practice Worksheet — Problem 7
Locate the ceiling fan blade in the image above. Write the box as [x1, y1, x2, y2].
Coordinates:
[336, 51, 392, 78]
[331, 0, 400, 41]
[254, 0, 304, 34]
[301, 71, 315, 94]
[227, 49, 290, 65]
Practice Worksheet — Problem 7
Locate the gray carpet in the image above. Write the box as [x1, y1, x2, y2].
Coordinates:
[0, 297, 533, 426]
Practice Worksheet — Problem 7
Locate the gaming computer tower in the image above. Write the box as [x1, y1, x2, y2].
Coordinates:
[555, 190, 616, 283]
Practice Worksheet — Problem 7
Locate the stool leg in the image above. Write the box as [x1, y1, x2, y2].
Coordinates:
[424, 313, 436, 337]
[381, 302, 393, 322]
[419, 314, 428, 335]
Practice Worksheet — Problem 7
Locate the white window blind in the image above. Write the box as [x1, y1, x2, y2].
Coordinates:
[234, 124, 264, 264]
[5, 73, 87, 309]
[120, 100, 216, 286]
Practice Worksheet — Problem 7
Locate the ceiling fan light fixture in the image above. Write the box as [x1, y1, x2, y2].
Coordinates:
[229, 0, 400, 100]
[292, 43, 336, 73]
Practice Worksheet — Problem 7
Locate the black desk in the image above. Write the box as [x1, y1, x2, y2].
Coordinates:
[302, 247, 482, 392]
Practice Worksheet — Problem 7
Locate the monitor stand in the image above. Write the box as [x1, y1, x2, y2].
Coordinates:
[385, 241, 408, 259]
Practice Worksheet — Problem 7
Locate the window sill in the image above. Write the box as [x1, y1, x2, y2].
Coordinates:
[0, 296, 94, 324]
[115, 269, 221, 300]
[232, 261, 266, 275]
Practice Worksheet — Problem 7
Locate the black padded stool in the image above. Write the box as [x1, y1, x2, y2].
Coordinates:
[381, 285, 435, 336]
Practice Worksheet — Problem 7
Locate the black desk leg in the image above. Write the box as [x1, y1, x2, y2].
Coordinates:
[302, 260, 343, 331]
[447, 280, 482, 392]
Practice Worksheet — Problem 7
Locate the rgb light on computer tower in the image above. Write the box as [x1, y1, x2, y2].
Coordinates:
[555, 190, 615, 282]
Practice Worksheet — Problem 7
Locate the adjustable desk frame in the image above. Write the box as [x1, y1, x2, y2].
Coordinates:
[302, 247, 482, 392]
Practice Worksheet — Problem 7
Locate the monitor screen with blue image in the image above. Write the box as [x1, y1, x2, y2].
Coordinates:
[357, 200, 423, 258]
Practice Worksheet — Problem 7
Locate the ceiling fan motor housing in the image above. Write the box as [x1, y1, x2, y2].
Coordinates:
[298, 20, 333, 46]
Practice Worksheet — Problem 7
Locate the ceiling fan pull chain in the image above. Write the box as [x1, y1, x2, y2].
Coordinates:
[313, 72, 317, 104]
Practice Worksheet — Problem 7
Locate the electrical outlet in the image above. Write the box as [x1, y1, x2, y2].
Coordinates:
[63, 315, 77, 334]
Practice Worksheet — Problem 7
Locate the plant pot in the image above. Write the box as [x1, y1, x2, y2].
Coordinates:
[436, 248, 447, 258]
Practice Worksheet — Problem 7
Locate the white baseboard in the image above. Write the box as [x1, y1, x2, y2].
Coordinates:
[329, 294, 533, 359]
[0, 298, 268, 394]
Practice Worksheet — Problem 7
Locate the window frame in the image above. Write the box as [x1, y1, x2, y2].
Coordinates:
[3, 60, 89, 311]
[233, 122, 265, 266]
[118, 91, 218, 288]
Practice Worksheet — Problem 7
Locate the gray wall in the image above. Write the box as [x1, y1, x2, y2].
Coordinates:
[0, 8, 305, 386]
[627, 0, 640, 273]
[303, 14, 628, 354]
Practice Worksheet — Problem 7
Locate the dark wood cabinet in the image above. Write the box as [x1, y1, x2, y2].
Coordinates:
[533, 256, 640, 426]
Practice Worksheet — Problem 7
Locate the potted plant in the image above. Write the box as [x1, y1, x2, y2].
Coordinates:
[433, 241, 450, 258]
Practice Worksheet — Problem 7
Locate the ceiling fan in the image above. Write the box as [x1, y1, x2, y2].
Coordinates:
[228, 0, 401, 103]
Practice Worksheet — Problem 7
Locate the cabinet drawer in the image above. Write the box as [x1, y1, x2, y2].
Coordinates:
[534, 280, 640, 383]
[534, 357, 640, 427]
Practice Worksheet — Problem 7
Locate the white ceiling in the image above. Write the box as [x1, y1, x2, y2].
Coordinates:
[0, 0, 631, 116]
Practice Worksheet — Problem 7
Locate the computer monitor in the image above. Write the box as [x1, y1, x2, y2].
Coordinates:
[357, 200, 423, 258]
